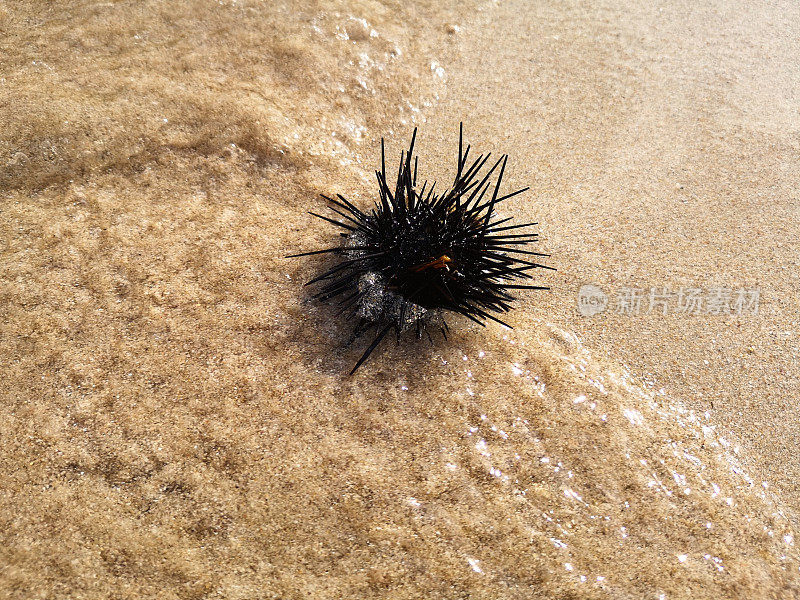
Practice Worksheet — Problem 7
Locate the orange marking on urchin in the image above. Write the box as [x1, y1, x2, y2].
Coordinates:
[409, 254, 453, 273]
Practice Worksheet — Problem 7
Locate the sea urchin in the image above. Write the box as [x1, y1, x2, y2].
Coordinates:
[289, 125, 553, 374]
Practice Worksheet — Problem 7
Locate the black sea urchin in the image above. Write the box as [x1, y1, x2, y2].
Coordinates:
[289, 125, 553, 374]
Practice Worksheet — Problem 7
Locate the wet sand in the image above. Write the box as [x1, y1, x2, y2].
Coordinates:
[422, 0, 800, 516]
[2, 1, 799, 598]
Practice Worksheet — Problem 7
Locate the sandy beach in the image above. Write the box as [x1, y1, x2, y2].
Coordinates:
[2, 1, 799, 598]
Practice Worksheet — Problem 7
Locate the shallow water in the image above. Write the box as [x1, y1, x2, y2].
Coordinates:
[2, 1, 799, 598]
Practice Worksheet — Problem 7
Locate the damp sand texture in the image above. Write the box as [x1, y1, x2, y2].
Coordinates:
[2, 1, 800, 599]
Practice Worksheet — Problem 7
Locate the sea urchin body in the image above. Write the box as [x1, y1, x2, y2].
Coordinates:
[289, 124, 553, 374]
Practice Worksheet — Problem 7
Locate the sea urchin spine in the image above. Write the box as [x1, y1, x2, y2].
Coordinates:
[289, 124, 553, 374]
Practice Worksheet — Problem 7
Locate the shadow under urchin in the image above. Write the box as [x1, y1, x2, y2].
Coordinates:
[289, 124, 553, 374]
